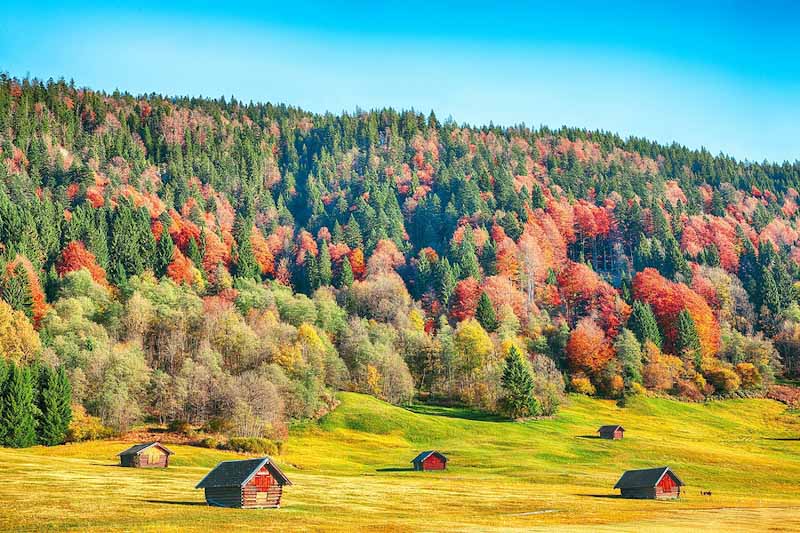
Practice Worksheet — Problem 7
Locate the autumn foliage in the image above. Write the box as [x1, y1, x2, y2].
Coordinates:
[56, 241, 109, 287]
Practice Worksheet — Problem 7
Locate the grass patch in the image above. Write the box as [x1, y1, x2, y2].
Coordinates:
[1, 392, 799, 531]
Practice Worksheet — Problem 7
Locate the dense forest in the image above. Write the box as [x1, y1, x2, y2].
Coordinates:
[1, 74, 799, 445]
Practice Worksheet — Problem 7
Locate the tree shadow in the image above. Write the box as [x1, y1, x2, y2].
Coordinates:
[376, 467, 415, 472]
[575, 435, 600, 439]
[143, 499, 207, 506]
[404, 404, 508, 422]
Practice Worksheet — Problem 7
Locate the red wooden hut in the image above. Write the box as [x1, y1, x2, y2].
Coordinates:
[411, 451, 447, 471]
[614, 466, 684, 499]
[196, 457, 292, 509]
[117, 442, 174, 468]
[598, 425, 625, 440]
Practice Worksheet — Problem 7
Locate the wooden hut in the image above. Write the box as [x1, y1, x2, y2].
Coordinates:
[411, 451, 447, 471]
[598, 425, 625, 440]
[196, 457, 292, 509]
[117, 442, 174, 468]
[614, 466, 684, 499]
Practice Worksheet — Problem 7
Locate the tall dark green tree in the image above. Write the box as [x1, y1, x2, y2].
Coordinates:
[499, 346, 540, 418]
[337, 255, 354, 288]
[154, 226, 174, 277]
[475, 292, 498, 332]
[675, 310, 702, 367]
[628, 300, 662, 349]
[36, 365, 72, 446]
[1, 363, 38, 448]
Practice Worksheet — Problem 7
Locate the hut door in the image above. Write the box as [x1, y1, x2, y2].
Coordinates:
[254, 471, 273, 505]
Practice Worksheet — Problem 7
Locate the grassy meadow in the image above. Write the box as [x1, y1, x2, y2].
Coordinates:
[1, 392, 799, 532]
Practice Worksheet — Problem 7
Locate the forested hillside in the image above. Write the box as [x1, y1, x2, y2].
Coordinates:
[1, 75, 799, 443]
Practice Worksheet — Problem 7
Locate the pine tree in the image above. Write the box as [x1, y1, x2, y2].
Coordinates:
[344, 215, 363, 249]
[500, 346, 540, 418]
[0, 262, 33, 320]
[531, 183, 545, 209]
[1, 363, 38, 448]
[475, 292, 498, 332]
[154, 226, 174, 277]
[675, 309, 702, 367]
[437, 257, 456, 307]
[628, 300, 662, 348]
[187, 236, 202, 268]
[318, 241, 333, 286]
[614, 329, 643, 392]
[35, 365, 72, 446]
[338, 256, 354, 288]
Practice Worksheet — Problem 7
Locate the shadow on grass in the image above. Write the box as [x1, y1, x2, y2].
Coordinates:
[376, 467, 415, 472]
[579, 494, 622, 499]
[143, 499, 207, 506]
[764, 437, 800, 441]
[575, 435, 601, 440]
[404, 404, 508, 422]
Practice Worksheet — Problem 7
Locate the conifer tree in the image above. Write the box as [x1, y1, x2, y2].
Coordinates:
[437, 257, 457, 307]
[475, 292, 498, 332]
[1, 363, 38, 448]
[614, 329, 643, 392]
[154, 226, 174, 277]
[675, 309, 702, 367]
[344, 215, 363, 249]
[338, 256, 354, 288]
[531, 183, 546, 209]
[500, 346, 539, 418]
[36, 365, 71, 445]
[187, 236, 202, 268]
[0, 262, 33, 320]
[628, 300, 662, 348]
[318, 241, 333, 287]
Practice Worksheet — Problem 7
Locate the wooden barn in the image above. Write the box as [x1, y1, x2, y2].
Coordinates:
[614, 466, 684, 499]
[117, 442, 174, 468]
[598, 424, 625, 440]
[411, 451, 447, 471]
[196, 457, 292, 509]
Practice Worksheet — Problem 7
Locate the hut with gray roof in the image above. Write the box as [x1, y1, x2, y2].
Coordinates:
[196, 457, 292, 508]
[117, 442, 174, 468]
[614, 466, 684, 499]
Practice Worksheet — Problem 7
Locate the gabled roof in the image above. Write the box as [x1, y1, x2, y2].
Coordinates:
[117, 442, 174, 457]
[598, 425, 624, 433]
[410, 451, 447, 464]
[195, 457, 292, 489]
[614, 467, 684, 489]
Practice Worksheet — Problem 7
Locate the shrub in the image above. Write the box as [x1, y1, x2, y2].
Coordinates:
[703, 362, 741, 394]
[202, 417, 234, 434]
[735, 362, 762, 389]
[197, 437, 219, 449]
[224, 437, 279, 455]
[167, 419, 193, 435]
[570, 376, 596, 395]
[65, 404, 114, 442]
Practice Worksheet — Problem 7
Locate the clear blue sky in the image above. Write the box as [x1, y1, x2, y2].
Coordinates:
[1, 1, 798, 162]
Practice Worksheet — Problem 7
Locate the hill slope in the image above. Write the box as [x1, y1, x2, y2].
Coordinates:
[1, 393, 799, 532]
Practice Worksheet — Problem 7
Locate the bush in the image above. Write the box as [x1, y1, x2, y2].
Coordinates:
[202, 417, 234, 434]
[224, 437, 279, 455]
[167, 420, 193, 435]
[570, 376, 596, 395]
[703, 363, 741, 394]
[65, 404, 114, 442]
[197, 437, 219, 449]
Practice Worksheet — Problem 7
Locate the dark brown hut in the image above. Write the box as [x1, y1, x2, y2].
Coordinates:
[411, 451, 447, 471]
[614, 466, 684, 499]
[196, 457, 292, 509]
[117, 442, 174, 468]
[598, 425, 625, 440]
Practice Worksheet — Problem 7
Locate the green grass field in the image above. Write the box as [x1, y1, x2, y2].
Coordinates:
[2, 393, 799, 532]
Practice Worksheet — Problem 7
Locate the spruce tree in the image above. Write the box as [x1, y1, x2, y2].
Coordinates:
[318, 241, 333, 287]
[154, 226, 174, 277]
[36, 365, 72, 446]
[1, 363, 38, 448]
[187, 236, 202, 268]
[500, 346, 540, 418]
[675, 310, 702, 367]
[531, 183, 546, 209]
[344, 215, 363, 249]
[338, 256, 354, 288]
[475, 292, 498, 332]
[628, 300, 662, 349]
[614, 329, 643, 392]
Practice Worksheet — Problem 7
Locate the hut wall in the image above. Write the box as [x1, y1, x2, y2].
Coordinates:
[204, 487, 244, 508]
[620, 488, 657, 499]
[242, 467, 284, 508]
[599, 429, 623, 440]
[422, 455, 446, 470]
[138, 450, 169, 468]
[120, 455, 136, 467]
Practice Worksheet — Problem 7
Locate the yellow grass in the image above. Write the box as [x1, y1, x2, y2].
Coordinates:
[1, 393, 799, 532]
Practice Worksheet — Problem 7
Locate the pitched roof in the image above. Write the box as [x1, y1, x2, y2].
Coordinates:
[410, 451, 447, 464]
[117, 442, 174, 457]
[598, 425, 624, 433]
[614, 467, 684, 489]
[195, 457, 292, 489]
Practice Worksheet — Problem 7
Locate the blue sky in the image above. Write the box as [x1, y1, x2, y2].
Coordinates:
[1, 1, 798, 162]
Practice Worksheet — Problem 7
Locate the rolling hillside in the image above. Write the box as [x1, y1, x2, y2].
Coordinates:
[1, 392, 799, 532]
